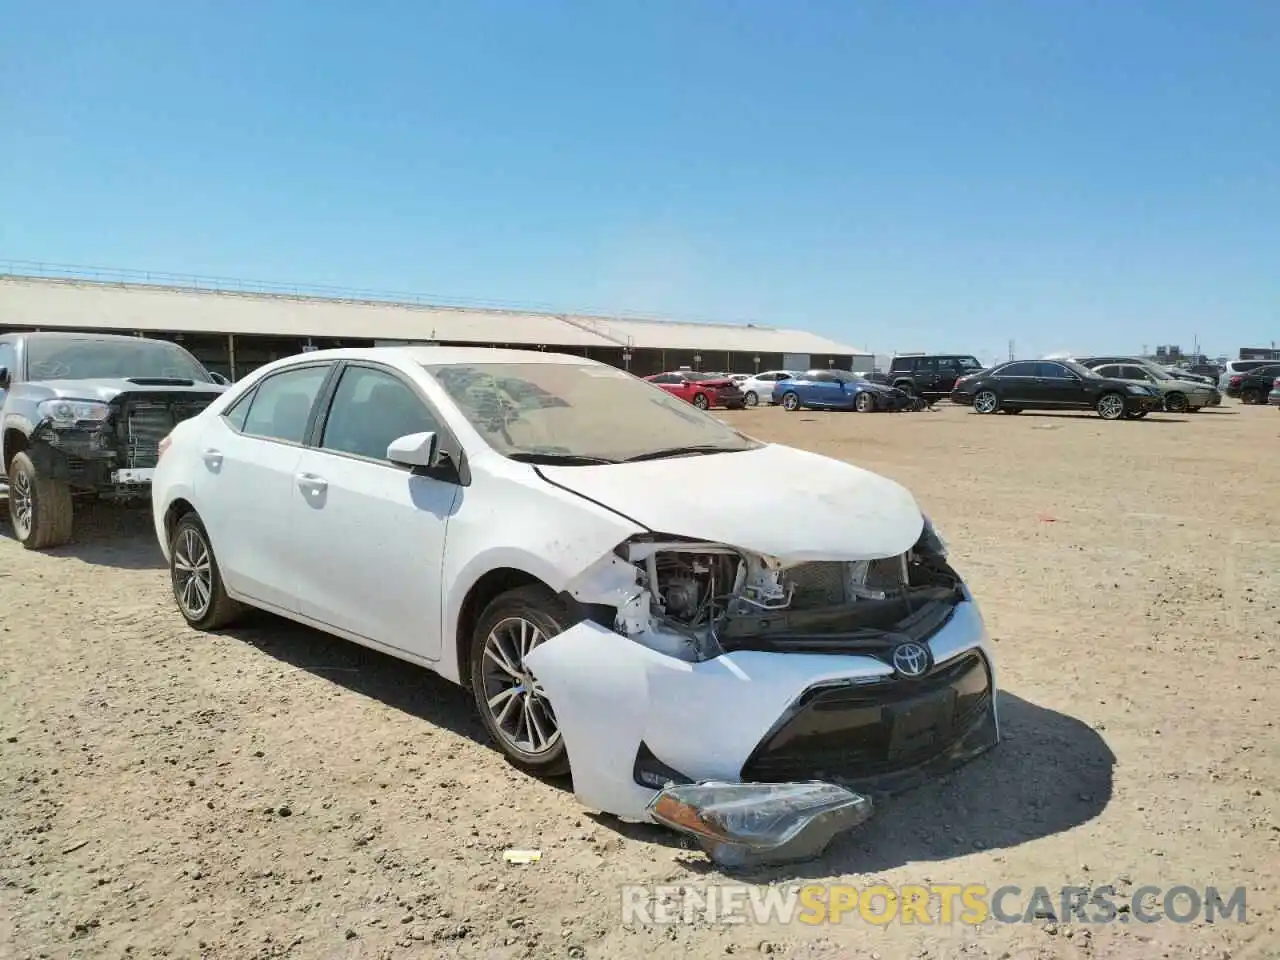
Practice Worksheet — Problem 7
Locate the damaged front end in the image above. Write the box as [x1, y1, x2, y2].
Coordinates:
[30, 391, 219, 497]
[526, 517, 998, 864]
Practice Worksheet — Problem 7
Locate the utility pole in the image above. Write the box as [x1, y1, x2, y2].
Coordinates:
[1007, 339, 1014, 361]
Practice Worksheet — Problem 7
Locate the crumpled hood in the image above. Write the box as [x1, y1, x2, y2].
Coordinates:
[536, 443, 924, 563]
[857, 380, 905, 395]
[34, 379, 226, 401]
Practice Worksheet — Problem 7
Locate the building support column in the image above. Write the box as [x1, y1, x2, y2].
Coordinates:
[228, 334, 237, 382]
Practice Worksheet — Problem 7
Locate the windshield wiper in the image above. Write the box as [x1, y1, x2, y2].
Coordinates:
[622, 445, 738, 463]
[508, 452, 618, 465]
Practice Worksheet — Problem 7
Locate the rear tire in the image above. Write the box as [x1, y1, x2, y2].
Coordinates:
[1241, 388, 1263, 405]
[170, 513, 243, 630]
[781, 392, 801, 411]
[744, 391, 759, 407]
[1097, 392, 1127, 420]
[692, 392, 709, 410]
[470, 585, 572, 777]
[7, 451, 73, 550]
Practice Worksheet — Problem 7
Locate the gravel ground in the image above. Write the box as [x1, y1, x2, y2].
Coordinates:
[1, 400, 1277, 960]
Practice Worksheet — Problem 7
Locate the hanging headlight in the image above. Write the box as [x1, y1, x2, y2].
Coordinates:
[647, 780, 873, 867]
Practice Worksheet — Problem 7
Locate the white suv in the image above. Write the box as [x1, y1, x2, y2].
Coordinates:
[1219, 360, 1275, 391]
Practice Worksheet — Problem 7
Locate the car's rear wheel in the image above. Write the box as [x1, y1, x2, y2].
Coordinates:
[7, 451, 73, 550]
[780, 391, 801, 411]
[1165, 392, 1189, 413]
[470, 585, 571, 777]
[170, 513, 243, 630]
[1097, 392, 1126, 420]
[692, 392, 709, 410]
[744, 391, 759, 407]
[1241, 387, 1263, 405]
[972, 390, 999, 414]
[854, 392, 876, 413]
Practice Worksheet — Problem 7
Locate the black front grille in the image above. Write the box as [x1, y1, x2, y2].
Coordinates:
[741, 652, 992, 785]
[115, 393, 220, 469]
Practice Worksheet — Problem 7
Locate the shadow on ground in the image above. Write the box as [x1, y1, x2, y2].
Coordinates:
[0, 497, 165, 570]
[1000, 412, 1188, 424]
[220, 610, 575, 795]
[217, 612, 1114, 878]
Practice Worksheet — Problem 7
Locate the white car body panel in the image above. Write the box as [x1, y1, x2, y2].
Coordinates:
[525, 598, 995, 820]
[538, 443, 924, 564]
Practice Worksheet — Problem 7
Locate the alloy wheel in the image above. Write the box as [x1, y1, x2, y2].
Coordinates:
[1165, 392, 1188, 413]
[973, 390, 998, 414]
[9, 469, 32, 541]
[744, 391, 759, 407]
[1098, 394, 1125, 420]
[782, 392, 799, 411]
[692, 393, 709, 410]
[855, 392, 875, 413]
[172, 526, 214, 619]
[480, 616, 561, 757]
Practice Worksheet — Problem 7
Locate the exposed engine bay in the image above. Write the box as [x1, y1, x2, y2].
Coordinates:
[597, 521, 963, 661]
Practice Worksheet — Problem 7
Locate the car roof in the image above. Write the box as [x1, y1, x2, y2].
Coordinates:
[2, 330, 178, 345]
[267, 345, 609, 368]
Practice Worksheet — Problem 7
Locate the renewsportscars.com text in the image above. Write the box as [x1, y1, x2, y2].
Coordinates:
[620, 883, 1247, 926]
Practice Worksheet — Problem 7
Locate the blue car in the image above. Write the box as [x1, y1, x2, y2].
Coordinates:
[772, 370, 914, 412]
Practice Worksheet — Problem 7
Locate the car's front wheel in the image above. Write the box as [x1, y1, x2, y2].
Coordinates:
[1165, 392, 1189, 413]
[744, 391, 759, 407]
[7, 451, 73, 550]
[169, 512, 243, 629]
[781, 391, 801, 411]
[470, 585, 570, 777]
[854, 392, 876, 413]
[1097, 392, 1127, 421]
[972, 390, 999, 414]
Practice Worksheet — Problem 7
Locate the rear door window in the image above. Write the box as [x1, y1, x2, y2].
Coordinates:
[240, 365, 331, 444]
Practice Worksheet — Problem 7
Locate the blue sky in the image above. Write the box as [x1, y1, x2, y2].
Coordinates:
[2, 1, 1276, 360]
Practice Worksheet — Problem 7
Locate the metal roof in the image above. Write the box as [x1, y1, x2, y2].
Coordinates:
[0, 275, 868, 355]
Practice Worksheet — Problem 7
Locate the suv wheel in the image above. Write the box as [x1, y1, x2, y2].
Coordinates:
[8, 451, 73, 550]
[892, 380, 915, 396]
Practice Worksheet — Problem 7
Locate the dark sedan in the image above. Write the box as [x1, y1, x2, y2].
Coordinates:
[950, 359, 1163, 420]
[1225, 364, 1280, 405]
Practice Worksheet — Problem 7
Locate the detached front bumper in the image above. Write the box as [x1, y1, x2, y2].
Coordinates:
[525, 598, 998, 821]
[1128, 395, 1162, 413]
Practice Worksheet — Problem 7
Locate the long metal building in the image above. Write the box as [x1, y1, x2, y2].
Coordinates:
[0, 271, 869, 381]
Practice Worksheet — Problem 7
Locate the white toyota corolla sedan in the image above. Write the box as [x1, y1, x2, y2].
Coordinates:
[152, 347, 998, 862]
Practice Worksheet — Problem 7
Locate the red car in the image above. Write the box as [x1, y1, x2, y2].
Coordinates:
[645, 371, 746, 410]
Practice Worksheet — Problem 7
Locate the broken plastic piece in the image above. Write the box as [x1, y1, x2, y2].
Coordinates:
[646, 780, 873, 868]
[502, 849, 542, 864]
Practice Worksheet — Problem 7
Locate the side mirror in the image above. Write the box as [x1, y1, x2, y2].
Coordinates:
[387, 431, 439, 469]
[0, 366, 9, 390]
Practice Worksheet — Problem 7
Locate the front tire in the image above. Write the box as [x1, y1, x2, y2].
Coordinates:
[170, 513, 243, 629]
[854, 392, 876, 413]
[744, 391, 759, 407]
[691, 392, 709, 410]
[972, 390, 1000, 414]
[7, 451, 73, 550]
[470, 585, 571, 777]
[1164, 392, 1189, 413]
[1097, 392, 1127, 420]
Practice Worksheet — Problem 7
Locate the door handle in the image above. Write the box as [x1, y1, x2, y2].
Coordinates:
[202, 448, 223, 468]
[296, 472, 328, 495]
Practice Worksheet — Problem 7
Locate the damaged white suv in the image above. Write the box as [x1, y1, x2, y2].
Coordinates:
[152, 347, 999, 863]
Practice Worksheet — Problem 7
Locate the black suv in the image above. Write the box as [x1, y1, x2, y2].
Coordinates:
[888, 354, 985, 404]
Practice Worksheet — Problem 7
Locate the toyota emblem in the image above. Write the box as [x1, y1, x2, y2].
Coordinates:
[891, 642, 930, 679]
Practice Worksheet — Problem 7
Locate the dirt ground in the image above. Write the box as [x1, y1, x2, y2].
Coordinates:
[2, 401, 1278, 960]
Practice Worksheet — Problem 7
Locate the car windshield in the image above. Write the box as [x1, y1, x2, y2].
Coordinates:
[25, 337, 212, 382]
[680, 372, 716, 381]
[424, 361, 760, 462]
[1143, 365, 1174, 380]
